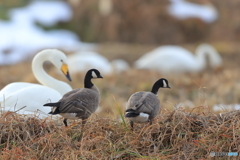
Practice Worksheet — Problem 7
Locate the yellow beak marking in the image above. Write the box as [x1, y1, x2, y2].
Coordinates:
[61, 63, 69, 75]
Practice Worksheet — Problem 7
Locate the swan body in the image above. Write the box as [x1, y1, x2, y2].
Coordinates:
[68, 51, 112, 75]
[168, 0, 218, 23]
[110, 59, 130, 73]
[134, 44, 222, 73]
[0, 49, 72, 118]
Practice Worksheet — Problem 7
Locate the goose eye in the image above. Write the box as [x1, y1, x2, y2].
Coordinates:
[61, 60, 63, 62]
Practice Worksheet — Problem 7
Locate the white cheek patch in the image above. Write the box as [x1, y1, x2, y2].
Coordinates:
[92, 71, 98, 78]
[163, 80, 167, 88]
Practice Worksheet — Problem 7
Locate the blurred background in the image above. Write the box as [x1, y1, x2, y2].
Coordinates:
[0, 0, 240, 118]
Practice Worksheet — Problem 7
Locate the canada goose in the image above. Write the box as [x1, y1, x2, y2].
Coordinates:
[0, 49, 72, 118]
[125, 78, 170, 129]
[134, 44, 222, 73]
[43, 69, 103, 127]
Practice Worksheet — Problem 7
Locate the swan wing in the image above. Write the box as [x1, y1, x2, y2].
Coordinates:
[1, 85, 62, 118]
[0, 82, 44, 101]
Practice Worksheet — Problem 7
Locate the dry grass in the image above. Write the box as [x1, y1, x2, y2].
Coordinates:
[0, 42, 240, 159]
[0, 108, 239, 159]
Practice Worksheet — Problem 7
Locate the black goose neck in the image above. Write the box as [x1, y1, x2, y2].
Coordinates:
[151, 82, 160, 95]
[84, 73, 93, 88]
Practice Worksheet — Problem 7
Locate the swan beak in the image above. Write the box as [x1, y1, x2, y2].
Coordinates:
[61, 63, 72, 81]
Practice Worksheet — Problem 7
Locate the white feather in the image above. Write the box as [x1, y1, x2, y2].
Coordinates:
[129, 113, 149, 123]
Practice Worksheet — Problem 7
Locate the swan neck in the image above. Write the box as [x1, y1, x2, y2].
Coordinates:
[195, 48, 207, 70]
[32, 53, 71, 95]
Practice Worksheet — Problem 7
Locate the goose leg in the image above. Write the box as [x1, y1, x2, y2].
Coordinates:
[149, 119, 153, 125]
[82, 118, 88, 129]
[130, 121, 134, 131]
[63, 118, 68, 127]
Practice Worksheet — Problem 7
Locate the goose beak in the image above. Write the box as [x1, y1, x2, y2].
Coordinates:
[168, 86, 171, 89]
[99, 75, 103, 79]
[61, 63, 72, 81]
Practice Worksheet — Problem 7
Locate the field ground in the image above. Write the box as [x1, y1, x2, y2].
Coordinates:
[0, 42, 240, 159]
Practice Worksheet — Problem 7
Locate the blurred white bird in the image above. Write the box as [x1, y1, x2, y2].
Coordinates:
[68, 51, 130, 75]
[212, 104, 240, 112]
[134, 44, 222, 73]
[68, 51, 112, 75]
[111, 59, 130, 73]
[0, 49, 72, 118]
[167, 0, 218, 23]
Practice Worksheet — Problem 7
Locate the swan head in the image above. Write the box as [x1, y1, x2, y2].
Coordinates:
[196, 44, 223, 69]
[35, 49, 72, 81]
[60, 60, 72, 81]
[50, 49, 72, 81]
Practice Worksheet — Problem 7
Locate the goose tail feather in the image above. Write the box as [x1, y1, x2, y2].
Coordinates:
[125, 109, 139, 117]
[43, 102, 61, 115]
[43, 102, 61, 107]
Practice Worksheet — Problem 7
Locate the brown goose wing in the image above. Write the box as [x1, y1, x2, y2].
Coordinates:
[58, 88, 100, 115]
[61, 88, 80, 98]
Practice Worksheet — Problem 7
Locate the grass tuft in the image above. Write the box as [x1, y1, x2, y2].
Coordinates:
[0, 108, 239, 159]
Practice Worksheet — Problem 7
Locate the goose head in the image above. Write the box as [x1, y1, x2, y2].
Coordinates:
[151, 78, 170, 94]
[87, 69, 104, 79]
[84, 69, 103, 88]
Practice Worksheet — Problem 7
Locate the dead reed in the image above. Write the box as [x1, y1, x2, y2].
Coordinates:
[0, 107, 239, 159]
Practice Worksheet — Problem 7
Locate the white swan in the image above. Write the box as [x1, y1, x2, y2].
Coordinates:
[67, 51, 112, 75]
[134, 43, 222, 73]
[111, 59, 130, 73]
[0, 49, 72, 118]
